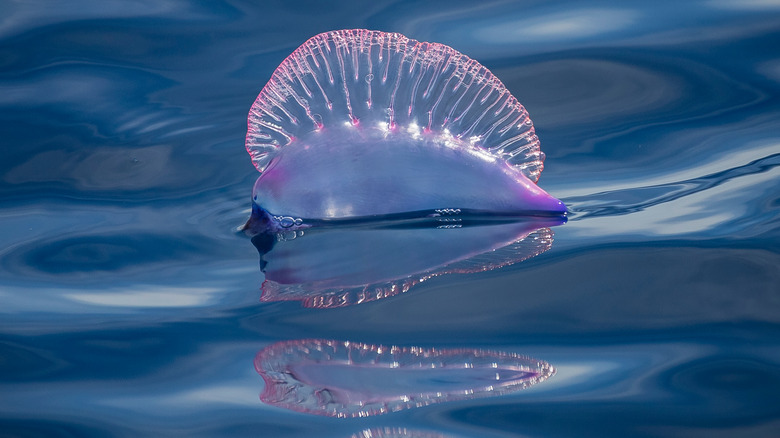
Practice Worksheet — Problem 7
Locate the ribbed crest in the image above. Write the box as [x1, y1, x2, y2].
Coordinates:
[247, 29, 544, 182]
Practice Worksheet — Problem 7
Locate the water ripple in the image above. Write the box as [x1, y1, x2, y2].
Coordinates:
[567, 152, 780, 220]
[1, 2, 779, 437]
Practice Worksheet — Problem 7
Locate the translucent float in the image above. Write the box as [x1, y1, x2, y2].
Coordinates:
[245, 29, 565, 232]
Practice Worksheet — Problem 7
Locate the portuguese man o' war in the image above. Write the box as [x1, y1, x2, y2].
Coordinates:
[253, 218, 562, 308]
[255, 339, 555, 418]
[244, 29, 565, 232]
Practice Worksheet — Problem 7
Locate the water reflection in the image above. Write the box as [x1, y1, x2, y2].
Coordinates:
[350, 427, 452, 438]
[249, 217, 563, 308]
[255, 339, 554, 418]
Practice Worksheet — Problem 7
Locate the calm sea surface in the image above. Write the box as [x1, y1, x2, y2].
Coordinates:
[1, 1, 779, 437]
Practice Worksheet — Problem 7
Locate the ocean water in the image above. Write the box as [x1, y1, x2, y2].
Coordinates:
[1, 1, 780, 437]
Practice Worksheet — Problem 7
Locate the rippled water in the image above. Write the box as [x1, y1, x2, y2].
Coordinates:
[2, 1, 779, 437]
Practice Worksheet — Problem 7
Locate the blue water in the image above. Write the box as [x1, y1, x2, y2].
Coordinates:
[2, 1, 779, 437]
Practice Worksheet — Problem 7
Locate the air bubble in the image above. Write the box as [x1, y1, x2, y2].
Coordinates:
[279, 217, 295, 228]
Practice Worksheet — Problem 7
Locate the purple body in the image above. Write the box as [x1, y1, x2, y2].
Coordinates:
[245, 30, 566, 226]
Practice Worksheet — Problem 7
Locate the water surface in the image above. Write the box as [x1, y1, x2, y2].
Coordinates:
[1, 1, 779, 437]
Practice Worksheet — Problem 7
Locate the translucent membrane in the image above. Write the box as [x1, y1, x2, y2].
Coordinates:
[255, 220, 560, 308]
[246, 29, 544, 182]
[255, 339, 555, 418]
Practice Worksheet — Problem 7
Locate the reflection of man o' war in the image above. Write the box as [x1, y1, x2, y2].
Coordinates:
[350, 427, 452, 438]
[253, 218, 562, 308]
[255, 339, 555, 418]
[244, 29, 565, 233]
